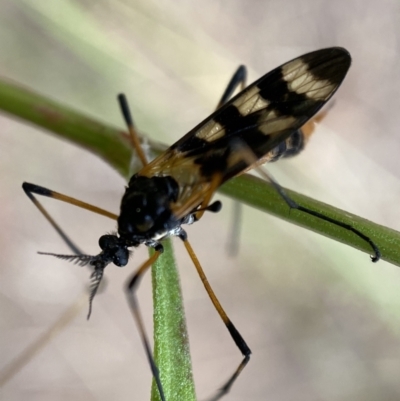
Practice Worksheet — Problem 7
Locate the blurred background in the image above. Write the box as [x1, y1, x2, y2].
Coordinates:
[1, 1, 400, 400]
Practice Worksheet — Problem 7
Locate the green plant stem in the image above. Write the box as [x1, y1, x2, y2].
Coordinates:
[150, 240, 196, 401]
[0, 78, 165, 177]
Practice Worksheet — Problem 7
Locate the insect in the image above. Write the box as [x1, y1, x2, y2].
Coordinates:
[22, 47, 380, 401]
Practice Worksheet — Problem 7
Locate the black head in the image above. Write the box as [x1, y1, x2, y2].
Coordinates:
[97, 234, 129, 267]
[118, 175, 180, 242]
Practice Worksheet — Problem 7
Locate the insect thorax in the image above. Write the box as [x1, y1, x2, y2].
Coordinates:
[117, 174, 181, 244]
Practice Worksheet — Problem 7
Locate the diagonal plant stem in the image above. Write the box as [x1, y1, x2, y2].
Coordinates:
[0, 78, 166, 177]
[2, 78, 400, 399]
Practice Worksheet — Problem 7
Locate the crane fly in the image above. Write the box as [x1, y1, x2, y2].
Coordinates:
[23, 47, 380, 401]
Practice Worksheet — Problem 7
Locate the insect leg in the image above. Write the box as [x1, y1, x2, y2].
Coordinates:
[259, 168, 381, 261]
[22, 182, 118, 254]
[179, 233, 251, 400]
[118, 94, 149, 167]
[231, 140, 381, 262]
[215, 65, 247, 110]
[125, 248, 166, 401]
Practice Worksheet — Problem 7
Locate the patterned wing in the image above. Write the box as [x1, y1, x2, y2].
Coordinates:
[139, 47, 351, 216]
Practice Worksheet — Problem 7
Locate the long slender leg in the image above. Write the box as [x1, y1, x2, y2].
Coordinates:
[179, 233, 251, 400]
[259, 168, 381, 261]
[215, 65, 247, 110]
[230, 139, 381, 262]
[118, 94, 148, 167]
[23, 182, 117, 254]
[125, 248, 166, 401]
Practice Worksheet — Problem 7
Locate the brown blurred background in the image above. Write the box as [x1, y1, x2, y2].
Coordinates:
[1, 1, 400, 400]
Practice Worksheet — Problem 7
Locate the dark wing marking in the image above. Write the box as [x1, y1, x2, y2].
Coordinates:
[139, 47, 351, 217]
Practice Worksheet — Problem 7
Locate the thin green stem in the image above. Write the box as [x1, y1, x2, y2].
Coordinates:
[150, 240, 196, 401]
[0, 78, 165, 177]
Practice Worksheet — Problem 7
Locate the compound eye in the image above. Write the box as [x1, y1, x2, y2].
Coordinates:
[113, 247, 129, 267]
[135, 215, 154, 232]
